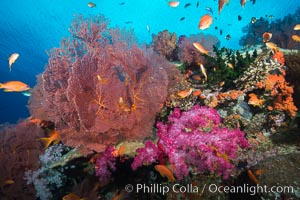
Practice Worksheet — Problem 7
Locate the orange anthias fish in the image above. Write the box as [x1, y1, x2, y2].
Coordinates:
[219, 81, 225, 87]
[177, 88, 193, 98]
[112, 144, 126, 157]
[218, 0, 230, 14]
[39, 130, 61, 149]
[265, 42, 278, 51]
[262, 32, 272, 43]
[227, 63, 234, 69]
[118, 145, 126, 157]
[87, 2, 96, 8]
[62, 193, 86, 200]
[293, 24, 300, 30]
[198, 14, 213, 30]
[0, 81, 30, 92]
[240, 0, 246, 7]
[211, 145, 229, 162]
[247, 169, 259, 184]
[155, 164, 176, 182]
[0, 179, 15, 188]
[248, 93, 265, 107]
[292, 35, 300, 42]
[8, 53, 19, 71]
[112, 190, 125, 200]
[168, 1, 180, 8]
[199, 63, 208, 81]
[193, 42, 209, 55]
[192, 89, 202, 96]
[255, 169, 264, 175]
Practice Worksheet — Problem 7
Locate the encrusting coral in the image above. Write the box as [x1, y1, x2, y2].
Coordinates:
[263, 74, 297, 117]
[272, 50, 285, 66]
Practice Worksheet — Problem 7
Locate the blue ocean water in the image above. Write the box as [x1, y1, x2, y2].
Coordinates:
[0, 0, 299, 124]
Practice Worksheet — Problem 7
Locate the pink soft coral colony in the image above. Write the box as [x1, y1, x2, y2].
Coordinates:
[95, 146, 116, 183]
[132, 105, 249, 180]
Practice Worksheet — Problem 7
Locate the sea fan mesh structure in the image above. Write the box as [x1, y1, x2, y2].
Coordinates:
[0, 122, 46, 199]
[29, 15, 171, 154]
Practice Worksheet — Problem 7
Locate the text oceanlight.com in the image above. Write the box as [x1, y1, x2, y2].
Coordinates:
[125, 183, 295, 196]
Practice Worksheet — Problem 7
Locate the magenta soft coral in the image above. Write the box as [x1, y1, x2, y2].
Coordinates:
[131, 140, 161, 170]
[95, 146, 116, 183]
[132, 105, 249, 180]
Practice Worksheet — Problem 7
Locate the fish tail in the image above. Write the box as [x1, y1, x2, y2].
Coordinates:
[0, 83, 2, 89]
[38, 138, 52, 149]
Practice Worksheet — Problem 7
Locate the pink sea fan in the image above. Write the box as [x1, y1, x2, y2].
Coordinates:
[29, 15, 171, 155]
[0, 122, 46, 199]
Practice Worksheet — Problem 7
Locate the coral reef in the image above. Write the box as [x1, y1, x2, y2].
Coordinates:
[162, 46, 257, 113]
[272, 50, 285, 66]
[219, 49, 298, 135]
[234, 49, 282, 90]
[262, 74, 297, 117]
[131, 140, 161, 170]
[0, 122, 46, 199]
[285, 52, 300, 108]
[94, 146, 116, 183]
[177, 33, 220, 65]
[132, 105, 249, 180]
[239, 17, 270, 47]
[151, 30, 177, 60]
[29, 15, 172, 154]
[24, 144, 86, 200]
[70, 176, 99, 200]
[239, 7, 300, 49]
[233, 152, 300, 200]
[204, 46, 257, 89]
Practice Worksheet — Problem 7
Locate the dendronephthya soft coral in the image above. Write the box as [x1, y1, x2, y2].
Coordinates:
[132, 105, 249, 180]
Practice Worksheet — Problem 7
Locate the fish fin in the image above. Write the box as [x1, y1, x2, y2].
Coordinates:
[38, 138, 52, 149]
[4, 89, 14, 92]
